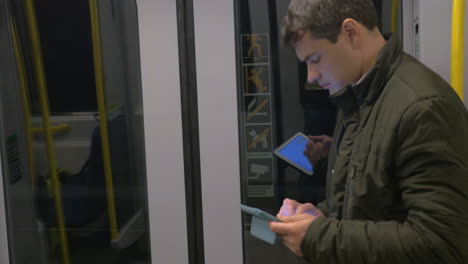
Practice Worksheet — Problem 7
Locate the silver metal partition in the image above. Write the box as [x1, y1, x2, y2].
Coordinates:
[193, 0, 244, 263]
[0, 166, 8, 264]
[137, 0, 189, 263]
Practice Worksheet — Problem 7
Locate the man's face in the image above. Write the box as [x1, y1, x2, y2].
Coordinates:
[294, 30, 361, 94]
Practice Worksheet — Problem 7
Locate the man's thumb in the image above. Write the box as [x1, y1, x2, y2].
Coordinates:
[277, 214, 298, 223]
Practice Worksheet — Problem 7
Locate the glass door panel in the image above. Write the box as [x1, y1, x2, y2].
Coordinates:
[0, 0, 189, 263]
[195, 1, 404, 263]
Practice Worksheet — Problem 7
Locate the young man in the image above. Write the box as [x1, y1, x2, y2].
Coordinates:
[269, 0, 468, 263]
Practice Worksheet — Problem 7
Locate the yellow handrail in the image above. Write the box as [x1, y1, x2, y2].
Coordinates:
[32, 124, 71, 134]
[10, 17, 36, 188]
[391, 0, 399, 33]
[89, 0, 119, 241]
[451, 0, 465, 100]
[24, 1, 71, 263]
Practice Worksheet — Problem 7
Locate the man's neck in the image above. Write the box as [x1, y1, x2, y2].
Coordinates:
[359, 32, 387, 79]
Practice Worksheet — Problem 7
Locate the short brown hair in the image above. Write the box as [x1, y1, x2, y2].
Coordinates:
[281, 0, 378, 47]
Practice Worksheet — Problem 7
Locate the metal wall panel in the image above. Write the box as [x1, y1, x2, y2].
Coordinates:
[137, 1, 189, 263]
[193, 0, 244, 263]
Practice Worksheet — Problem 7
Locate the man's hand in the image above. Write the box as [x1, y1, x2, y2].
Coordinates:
[269, 213, 319, 256]
[272, 199, 324, 256]
[304, 135, 332, 166]
[278, 198, 324, 217]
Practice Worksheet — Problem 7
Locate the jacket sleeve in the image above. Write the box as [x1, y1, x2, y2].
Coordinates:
[301, 97, 468, 263]
[314, 159, 329, 216]
[315, 200, 328, 216]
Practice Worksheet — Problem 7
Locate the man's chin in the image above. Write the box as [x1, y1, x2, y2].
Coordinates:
[327, 85, 344, 95]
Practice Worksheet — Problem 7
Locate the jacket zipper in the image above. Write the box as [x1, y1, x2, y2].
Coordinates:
[345, 163, 358, 219]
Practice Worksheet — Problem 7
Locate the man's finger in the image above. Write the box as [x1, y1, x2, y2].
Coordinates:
[277, 215, 295, 222]
[308, 135, 326, 142]
[295, 203, 314, 215]
[269, 221, 294, 235]
[278, 198, 298, 216]
[305, 142, 315, 151]
[279, 213, 316, 222]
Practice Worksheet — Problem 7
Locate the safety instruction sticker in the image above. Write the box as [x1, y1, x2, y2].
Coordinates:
[240, 33, 274, 197]
[245, 125, 272, 153]
[243, 65, 270, 94]
[246, 157, 274, 197]
[244, 95, 271, 124]
[6, 134, 22, 184]
[241, 34, 269, 64]
[247, 158, 272, 182]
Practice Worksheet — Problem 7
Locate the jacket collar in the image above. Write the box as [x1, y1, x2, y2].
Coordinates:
[330, 35, 403, 115]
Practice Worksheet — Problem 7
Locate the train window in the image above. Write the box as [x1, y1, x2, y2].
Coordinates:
[235, 1, 325, 262]
[33, 0, 97, 114]
[0, 0, 151, 263]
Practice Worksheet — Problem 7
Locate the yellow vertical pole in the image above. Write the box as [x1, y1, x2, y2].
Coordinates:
[23, 0, 71, 263]
[451, 0, 465, 100]
[391, 0, 399, 33]
[89, 0, 119, 241]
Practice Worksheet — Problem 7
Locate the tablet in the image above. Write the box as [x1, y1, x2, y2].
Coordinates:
[240, 204, 279, 245]
[274, 132, 313, 175]
[240, 204, 279, 222]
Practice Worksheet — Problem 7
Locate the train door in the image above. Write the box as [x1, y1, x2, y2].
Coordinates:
[192, 0, 466, 263]
[0, 0, 465, 264]
[0, 0, 190, 263]
[0, 0, 48, 262]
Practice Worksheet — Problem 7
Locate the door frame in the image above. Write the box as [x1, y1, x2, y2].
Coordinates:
[137, 0, 190, 263]
[0, 155, 9, 264]
[193, 1, 244, 263]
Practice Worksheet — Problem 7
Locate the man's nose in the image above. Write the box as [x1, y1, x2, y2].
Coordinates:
[307, 66, 321, 83]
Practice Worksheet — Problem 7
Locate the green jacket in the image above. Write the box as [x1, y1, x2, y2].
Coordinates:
[302, 37, 468, 263]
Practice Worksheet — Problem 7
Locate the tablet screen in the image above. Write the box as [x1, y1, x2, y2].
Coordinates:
[274, 133, 313, 175]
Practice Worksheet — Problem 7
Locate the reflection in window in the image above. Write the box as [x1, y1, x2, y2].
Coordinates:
[0, 0, 151, 263]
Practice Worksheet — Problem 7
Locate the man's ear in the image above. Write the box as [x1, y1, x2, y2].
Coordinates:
[341, 18, 361, 48]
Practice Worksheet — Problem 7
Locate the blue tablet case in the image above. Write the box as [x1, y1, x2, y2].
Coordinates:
[274, 132, 314, 175]
[241, 204, 280, 245]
